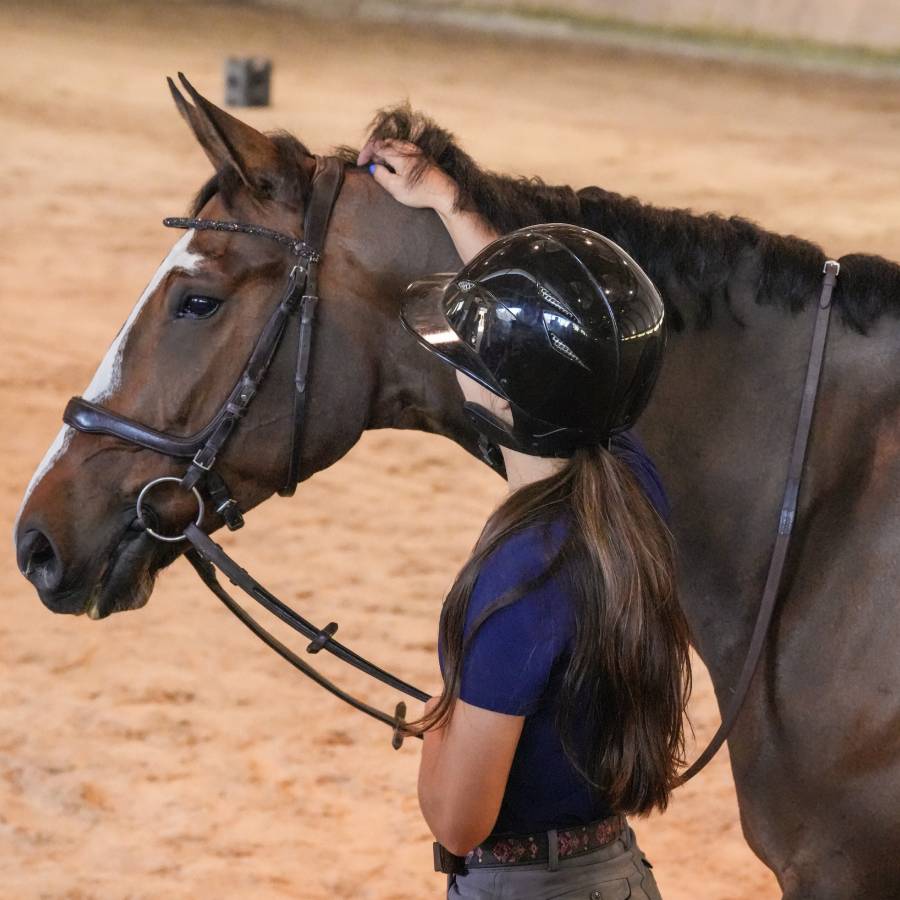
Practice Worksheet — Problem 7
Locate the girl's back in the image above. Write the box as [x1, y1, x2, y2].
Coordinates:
[441, 431, 670, 837]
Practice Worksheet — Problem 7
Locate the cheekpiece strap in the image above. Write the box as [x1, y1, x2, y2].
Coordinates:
[163, 216, 321, 261]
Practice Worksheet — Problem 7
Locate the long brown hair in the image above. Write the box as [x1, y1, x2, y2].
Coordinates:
[412, 442, 691, 815]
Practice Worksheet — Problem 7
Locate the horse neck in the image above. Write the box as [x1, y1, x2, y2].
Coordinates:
[641, 282, 899, 678]
[347, 173, 900, 689]
[333, 177, 486, 463]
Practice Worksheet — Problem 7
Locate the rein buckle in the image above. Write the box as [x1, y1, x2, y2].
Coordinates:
[216, 498, 245, 531]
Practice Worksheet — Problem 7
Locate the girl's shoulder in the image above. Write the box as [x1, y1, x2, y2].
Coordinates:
[437, 516, 573, 691]
[466, 514, 575, 636]
[475, 515, 571, 595]
[460, 517, 575, 714]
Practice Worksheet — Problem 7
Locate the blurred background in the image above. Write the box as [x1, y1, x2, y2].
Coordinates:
[2, 1, 897, 897]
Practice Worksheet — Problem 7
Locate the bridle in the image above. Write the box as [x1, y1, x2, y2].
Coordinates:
[61, 152, 841, 779]
[66, 157, 344, 515]
[64, 155, 428, 747]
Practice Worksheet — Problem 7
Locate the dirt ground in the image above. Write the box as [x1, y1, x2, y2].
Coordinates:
[3, 2, 899, 898]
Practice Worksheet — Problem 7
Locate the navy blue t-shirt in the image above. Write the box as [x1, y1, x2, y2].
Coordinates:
[437, 430, 669, 835]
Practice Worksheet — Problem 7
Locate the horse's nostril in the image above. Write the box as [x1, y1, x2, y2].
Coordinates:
[16, 528, 63, 591]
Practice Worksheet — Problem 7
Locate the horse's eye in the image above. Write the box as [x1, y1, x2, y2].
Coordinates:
[178, 295, 221, 319]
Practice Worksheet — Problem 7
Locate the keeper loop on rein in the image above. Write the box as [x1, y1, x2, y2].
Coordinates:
[307, 621, 339, 654]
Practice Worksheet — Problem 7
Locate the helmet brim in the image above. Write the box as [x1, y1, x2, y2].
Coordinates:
[400, 273, 511, 401]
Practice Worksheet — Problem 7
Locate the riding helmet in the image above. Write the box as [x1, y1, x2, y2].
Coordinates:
[400, 223, 666, 458]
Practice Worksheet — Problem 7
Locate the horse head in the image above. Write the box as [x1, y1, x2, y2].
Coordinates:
[14, 75, 479, 619]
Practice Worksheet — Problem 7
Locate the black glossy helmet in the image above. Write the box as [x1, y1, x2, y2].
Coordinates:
[400, 223, 666, 457]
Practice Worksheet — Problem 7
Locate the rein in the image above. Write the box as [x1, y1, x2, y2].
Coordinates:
[62, 153, 840, 777]
[676, 258, 839, 783]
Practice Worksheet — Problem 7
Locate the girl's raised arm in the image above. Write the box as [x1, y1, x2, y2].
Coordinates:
[357, 137, 499, 263]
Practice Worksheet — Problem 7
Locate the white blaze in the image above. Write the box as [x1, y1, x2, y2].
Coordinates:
[15, 231, 203, 535]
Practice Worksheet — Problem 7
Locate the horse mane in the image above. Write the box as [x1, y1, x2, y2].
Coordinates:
[333, 103, 900, 335]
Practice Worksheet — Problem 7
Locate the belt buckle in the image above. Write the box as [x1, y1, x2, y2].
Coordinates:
[433, 842, 467, 875]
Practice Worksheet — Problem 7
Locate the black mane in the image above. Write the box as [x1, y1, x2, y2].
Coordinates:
[334, 103, 900, 334]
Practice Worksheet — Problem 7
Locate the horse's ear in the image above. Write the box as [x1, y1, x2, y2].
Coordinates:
[167, 77, 233, 173]
[168, 73, 280, 194]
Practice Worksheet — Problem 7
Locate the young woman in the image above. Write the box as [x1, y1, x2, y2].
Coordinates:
[358, 139, 691, 899]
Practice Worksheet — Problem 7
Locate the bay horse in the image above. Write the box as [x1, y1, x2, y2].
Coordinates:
[14, 77, 900, 898]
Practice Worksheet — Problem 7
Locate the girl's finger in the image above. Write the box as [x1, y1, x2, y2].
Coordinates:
[371, 149, 410, 178]
[372, 142, 405, 164]
[374, 140, 422, 165]
[357, 137, 388, 166]
[367, 156, 399, 176]
[369, 162, 401, 189]
[380, 137, 422, 156]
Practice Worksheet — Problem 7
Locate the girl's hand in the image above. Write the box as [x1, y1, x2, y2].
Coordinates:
[357, 138, 458, 214]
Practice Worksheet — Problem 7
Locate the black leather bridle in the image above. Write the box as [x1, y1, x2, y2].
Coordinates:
[60, 151, 841, 776]
[63, 155, 428, 747]
[66, 157, 344, 517]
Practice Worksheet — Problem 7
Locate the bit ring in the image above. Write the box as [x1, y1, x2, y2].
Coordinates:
[136, 476, 205, 543]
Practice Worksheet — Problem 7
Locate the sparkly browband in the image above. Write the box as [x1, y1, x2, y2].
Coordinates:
[162, 217, 321, 261]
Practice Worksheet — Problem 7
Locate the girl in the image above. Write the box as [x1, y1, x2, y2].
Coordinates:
[358, 138, 691, 900]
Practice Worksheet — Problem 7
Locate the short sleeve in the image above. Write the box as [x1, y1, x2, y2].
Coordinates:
[456, 523, 573, 716]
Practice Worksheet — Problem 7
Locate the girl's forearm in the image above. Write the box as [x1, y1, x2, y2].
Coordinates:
[359, 139, 498, 263]
[436, 203, 500, 265]
[417, 721, 449, 838]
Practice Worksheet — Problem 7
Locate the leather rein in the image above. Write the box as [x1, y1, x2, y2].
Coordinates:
[62, 153, 839, 779]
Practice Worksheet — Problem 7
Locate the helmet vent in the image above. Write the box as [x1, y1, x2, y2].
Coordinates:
[549, 332, 590, 371]
[538, 285, 579, 321]
[457, 280, 476, 292]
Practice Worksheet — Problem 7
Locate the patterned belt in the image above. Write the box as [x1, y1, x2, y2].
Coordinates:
[433, 813, 626, 875]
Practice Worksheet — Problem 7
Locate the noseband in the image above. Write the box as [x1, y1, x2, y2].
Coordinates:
[63, 155, 427, 747]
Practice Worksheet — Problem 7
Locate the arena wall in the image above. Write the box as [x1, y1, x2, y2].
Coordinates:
[268, 0, 900, 53]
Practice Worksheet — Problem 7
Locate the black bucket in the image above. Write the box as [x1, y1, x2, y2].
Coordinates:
[225, 57, 272, 108]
